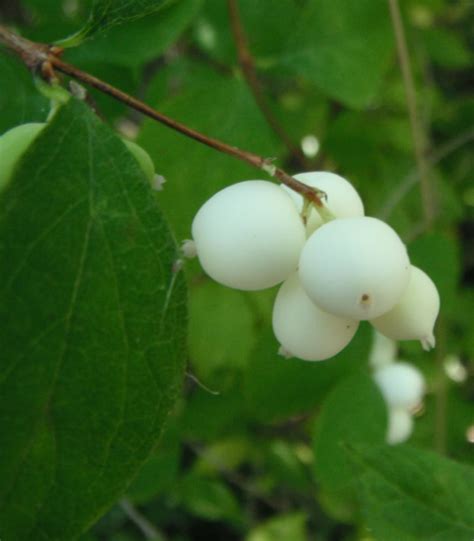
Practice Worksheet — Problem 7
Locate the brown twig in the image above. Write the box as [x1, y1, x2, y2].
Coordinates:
[227, 0, 309, 169]
[388, 0, 435, 228]
[0, 24, 324, 207]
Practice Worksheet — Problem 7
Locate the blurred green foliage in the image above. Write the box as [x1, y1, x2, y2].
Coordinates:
[0, 0, 473, 539]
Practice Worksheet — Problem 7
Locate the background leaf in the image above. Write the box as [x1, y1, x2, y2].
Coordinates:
[278, 0, 394, 108]
[312, 373, 387, 515]
[196, 0, 394, 108]
[0, 99, 187, 540]
[58, 0, 176, 46]
[244, 325, 372, 423]
[351, 444, 474, 541]
[67, 0, 203, 67]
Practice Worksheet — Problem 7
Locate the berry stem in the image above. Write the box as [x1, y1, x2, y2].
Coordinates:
[0, 24, 324, 207]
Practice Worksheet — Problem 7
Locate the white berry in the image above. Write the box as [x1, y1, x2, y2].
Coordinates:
[371, 266, 440, 350]
[192, 181, 306, 290]
[299, 217, 411, 320]
[373, 361, 425, 409]
[281, 171, 364, 235]
[386, 407, 414, 445]
[272, 273, 358, 361]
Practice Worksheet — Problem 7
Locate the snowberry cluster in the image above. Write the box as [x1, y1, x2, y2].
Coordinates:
[370, 332, 426, 444]
[190, 172, 440, 361]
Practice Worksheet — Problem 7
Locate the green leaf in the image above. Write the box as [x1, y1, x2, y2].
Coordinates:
[351, 445, 474, 541]
[312, 373, 387, 514]
[196, 0, 393, 108]
[58, 0, 176, 47]
[244, 325, 372, 423]
[422, 28, 472, 69]
[279, 0, 394, 108]
[0, 100, 187, 540]
[67, 0, 203, 67]
[126, 422, 181, 504]
[188, 281, 256, 385]
[180, 386, 247, 442]
[178, 474, 241, 523]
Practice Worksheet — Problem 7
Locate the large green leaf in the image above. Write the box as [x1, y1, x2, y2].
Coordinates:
[58, 0, 175, 46]
[351, 445, 474, 541]
[0, 99, 187, 540]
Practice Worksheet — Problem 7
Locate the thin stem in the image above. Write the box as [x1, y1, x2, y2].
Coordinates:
[0, 24, 324, 207]
[388, 0, 434, 227]
[120, 498, 166, 541]
[227, 0, 309, 168]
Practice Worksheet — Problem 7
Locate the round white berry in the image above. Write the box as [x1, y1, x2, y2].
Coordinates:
[281, 171, 364, 235]
[371, 266, 440, 351]
[0, 123, 45, 192]
[272, 273, 359, 361]
[298, 217, 411, 320]
[386, 407, 414, 445]
[373, 361, 425, 409]
[192, 181, 306, 290]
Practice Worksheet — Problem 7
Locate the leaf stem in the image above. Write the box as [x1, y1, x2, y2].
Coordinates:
[388, 0, 435, 228]
[227, 0, 309, 168]
[0, 24, 324, 207]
